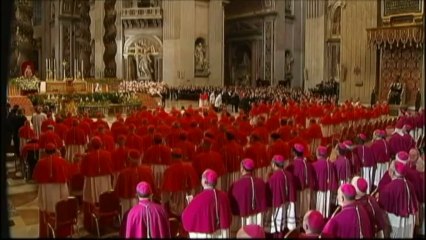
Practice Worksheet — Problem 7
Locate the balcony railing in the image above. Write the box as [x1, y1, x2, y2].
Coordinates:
[121, 7, 162, 20]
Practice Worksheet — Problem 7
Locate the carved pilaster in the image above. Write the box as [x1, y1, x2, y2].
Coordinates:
[16, 0, 35, 74]
[103, 0, 117, 78]
[264, 19, 274, 83]
[10, 1, 19, 77]
[63, 25, 71, 77]
[76, 0, 91, 77]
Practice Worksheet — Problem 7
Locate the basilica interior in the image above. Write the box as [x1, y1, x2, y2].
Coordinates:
[2, 0, 425, 238]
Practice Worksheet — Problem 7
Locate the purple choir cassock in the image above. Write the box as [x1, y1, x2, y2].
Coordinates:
[322, 202, 373, 238]
[125, 201, 171, 238]
[402, 131, 416, 151]
[416, 167, 425, 236]
[322, 184, 373, 238]
[388, 130, 415, 157]
[265, 155, 297, 235]
[181, 188, 232, 238]
[352, 177, 387, 238]
[334, 151, 352, 185]
[354, 139, 375, 193]
[371, 130, 390, 187]
[288, 153, 315, 225]
[228, 169, 268, 227]
[125, 182, 171, 238]
[377, 151, 417, 193]
[312, 148, 338, 218]
[378, 162, 419, 238]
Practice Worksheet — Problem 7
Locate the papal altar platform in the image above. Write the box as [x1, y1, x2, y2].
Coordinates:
[7, 79, 159, 116]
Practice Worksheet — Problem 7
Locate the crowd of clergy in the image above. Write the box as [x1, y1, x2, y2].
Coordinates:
[17, 99, 424, 238]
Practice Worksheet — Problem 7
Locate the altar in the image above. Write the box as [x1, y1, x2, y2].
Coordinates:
[43, 80, 88, 94]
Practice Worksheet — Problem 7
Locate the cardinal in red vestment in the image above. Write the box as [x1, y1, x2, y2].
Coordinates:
[80, 137, 113, 233]
[33, 143, 70, 237]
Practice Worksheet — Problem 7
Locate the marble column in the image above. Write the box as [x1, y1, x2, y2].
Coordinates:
[115, 0, 123, 79]
[263, 17, 275, 84]
[208, 0, 225, 86]
[180, 0, 195, 84]
[92, 0, 105, 78]
[77, 0, 91, 78]
[53, 1, 61, 80]
[162, 0, 181, 86]
[103, 0, 117, 78]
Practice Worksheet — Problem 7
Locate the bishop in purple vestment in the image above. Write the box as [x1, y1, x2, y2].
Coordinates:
[300, 210, 325, 238]
[378, 161, 418, 238]
[228, 158, 268, 227]
[354, 133, 375, 193]
[352, 176, 388, 237]
[181, 169, 232, 238]
[312, 146, 338, 218]
[334, 143, 352, 185]
[125, 182, 171, 238]
[389, 122, 415, 157]
[322, 183, 373, 238]
[264, 155, 297, 237]
[287, 144, 315, 226]
[371, 129, 390, 187]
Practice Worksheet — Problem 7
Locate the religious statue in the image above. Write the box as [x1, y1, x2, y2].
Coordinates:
[370, 87, 377, 107]
[90, 39, 95, 77]
[241, 52, 250, 66]
[285, 0, 292, 14]
[195, 42, 206, 71]
[415, 88, 421, 112]
[137, 48, 153, 80]
[194, 39, 210, 77]
[387, 77, 405, 105]
[284, 50, 294, 87]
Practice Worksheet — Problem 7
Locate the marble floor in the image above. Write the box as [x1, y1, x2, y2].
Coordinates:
[6, 99, 202, 238]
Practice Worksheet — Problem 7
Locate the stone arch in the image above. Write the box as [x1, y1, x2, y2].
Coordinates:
[328, 1, 343, 38]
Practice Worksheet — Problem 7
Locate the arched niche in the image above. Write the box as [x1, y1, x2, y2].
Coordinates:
[123, 35, 163, 81]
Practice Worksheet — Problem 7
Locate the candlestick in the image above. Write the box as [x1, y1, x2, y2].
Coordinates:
[53, 59, 56, 81]
[81, 59, 84, 80]
[46, 58, 48, 80]
[49, 59, 52, 80]
[74, 59, 77, 80]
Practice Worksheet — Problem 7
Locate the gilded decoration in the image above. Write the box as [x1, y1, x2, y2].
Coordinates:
[367, 25, 424, 49]
[379, 47, 422, 105]
[381, 0, 423, 25]
[264, 20, 273, 81]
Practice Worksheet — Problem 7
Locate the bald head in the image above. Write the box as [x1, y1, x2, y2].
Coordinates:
[303, 210, 325, 234]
